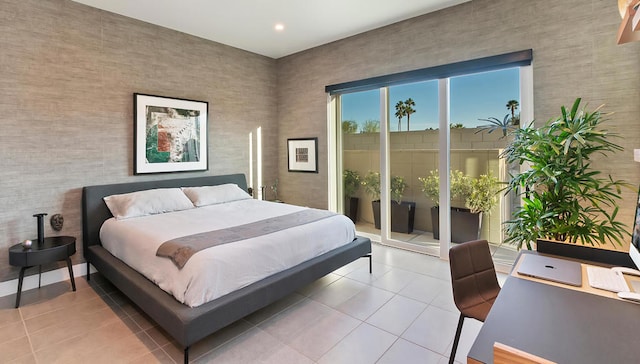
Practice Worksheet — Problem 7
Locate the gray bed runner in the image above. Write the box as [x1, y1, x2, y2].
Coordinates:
[157, 208, 336, 268]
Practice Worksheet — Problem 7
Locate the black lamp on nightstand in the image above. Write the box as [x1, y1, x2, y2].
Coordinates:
[33, 212, 47, 245]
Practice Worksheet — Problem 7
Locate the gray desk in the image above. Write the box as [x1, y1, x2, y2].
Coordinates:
[467, 272, 640, 363]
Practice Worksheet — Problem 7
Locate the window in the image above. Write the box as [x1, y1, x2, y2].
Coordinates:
[328, 50, 532, 268]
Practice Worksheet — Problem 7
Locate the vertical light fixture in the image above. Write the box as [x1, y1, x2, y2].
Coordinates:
[327, 94, 339, 212]
[257, 127, 263, 200]
[249, 131, 253, 192]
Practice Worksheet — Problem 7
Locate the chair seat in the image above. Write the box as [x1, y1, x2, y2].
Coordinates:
[460, 296, 497, 322]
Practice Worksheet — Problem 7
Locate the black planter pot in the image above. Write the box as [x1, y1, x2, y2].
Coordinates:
[371, 200, 416, 234]
[345, 197, 359, 223]
[535, 239, 636, 267]
[431, 206, 482, 243]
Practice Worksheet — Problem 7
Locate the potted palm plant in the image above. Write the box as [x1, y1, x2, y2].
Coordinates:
[475, 114, 517, 137]
[419, 170, 500, 243]
[343, 169, 360, 223]
[361, 171, 415, 233]
[502, 98, 629, 250]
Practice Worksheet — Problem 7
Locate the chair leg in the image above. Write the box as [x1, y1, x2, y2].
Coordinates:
[449, 313, 465, 364]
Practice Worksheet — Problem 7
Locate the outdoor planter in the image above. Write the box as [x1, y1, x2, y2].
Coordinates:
[372, 200, 416, 234]
[345, 197, 359, 223]
[431, 206, 482, 243]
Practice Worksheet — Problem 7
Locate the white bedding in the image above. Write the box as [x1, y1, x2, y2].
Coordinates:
[100, 199, 356, 307]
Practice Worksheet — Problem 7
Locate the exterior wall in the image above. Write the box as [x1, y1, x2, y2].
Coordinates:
[0, 0, 278, 281]
[276, 0, 640, 250]
[344, 129, 507, 242]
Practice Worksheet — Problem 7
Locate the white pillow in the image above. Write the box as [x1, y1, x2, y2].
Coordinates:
[104, 188, 195, 220]
[181, 184, 252, 207]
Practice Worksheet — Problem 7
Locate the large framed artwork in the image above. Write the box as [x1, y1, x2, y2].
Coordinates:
[134, 93, 208, 174]
[287, 137, 318, 173]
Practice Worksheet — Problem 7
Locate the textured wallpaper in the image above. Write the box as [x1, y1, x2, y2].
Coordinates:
[0, 0, 278, 281]
[276, 0, 640, 249]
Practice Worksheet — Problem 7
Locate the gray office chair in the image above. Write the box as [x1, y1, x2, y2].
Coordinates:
[448, 239, 501, 364]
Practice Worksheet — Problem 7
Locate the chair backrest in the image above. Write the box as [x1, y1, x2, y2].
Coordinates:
[494, 342, 556, 364]
[449, 239, 500, 321]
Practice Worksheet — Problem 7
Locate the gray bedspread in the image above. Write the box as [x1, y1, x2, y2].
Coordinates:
[156, 208, 336, 268]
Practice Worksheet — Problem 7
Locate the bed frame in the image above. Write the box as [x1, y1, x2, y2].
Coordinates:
[81, 173, 372, 363]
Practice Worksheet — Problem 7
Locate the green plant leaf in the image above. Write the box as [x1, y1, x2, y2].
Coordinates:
[502, 98, 628, 249]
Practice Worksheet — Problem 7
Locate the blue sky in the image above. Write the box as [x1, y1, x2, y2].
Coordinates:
[341, 67, 520, 131]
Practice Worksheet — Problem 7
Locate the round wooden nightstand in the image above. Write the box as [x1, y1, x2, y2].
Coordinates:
[8, 236, 76, 308]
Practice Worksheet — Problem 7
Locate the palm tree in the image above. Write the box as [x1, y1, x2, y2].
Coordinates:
[506, 100, 519, 118]
[404, 98, 416, 131]
[476, 114, 515, 137]
[394, 101, 405, 132]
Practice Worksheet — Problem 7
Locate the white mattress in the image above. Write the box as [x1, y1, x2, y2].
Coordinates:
[100, 199, 356, 307]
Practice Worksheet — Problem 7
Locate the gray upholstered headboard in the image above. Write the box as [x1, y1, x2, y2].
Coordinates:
[81, 174, 248, 258]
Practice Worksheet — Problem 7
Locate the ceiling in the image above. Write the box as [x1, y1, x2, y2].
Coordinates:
[71, 0, 469, 59]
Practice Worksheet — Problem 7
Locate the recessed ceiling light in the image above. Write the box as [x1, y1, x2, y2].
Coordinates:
[274, 23, 285, 31]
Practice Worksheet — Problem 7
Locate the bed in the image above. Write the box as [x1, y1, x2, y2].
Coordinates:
[81, 173, 372, 363]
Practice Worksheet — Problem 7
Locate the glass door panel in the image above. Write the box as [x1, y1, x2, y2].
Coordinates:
[449, 67, 520, 266]
[340, 90, 381, 242]
[387, 81, 440, 253]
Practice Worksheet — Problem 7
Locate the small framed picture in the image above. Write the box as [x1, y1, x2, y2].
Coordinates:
[134, 93, 208, 174]
[287, 137, 318, 173]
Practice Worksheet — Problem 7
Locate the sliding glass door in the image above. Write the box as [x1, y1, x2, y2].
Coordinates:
[340, 90, 381, 240]
[387, 81, 440, 255]
[330, 52, 532, 269]
[449, 67, 520, 267]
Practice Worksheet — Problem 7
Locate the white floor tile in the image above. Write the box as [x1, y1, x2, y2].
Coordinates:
[365, 295, 427, 336]
[345, 262, 393, 284]
[332, 258, 370, 276]
[243, 292, 305, 325]
[418, 259, 452, 281]
[195, 327, 313, 364]
[258, 299, 332, 343]
[376, 338, 444, 364]
[309, 277, 368, 308]
[336, 286, 394, 321]
[429, 287, 458, 313]
[318, 323, 396, 364]
[393, 251, 443, 276]
[371, 268, 421, 293]
[370, 244, 416, 266]
[398, 274, 449, 304]
[287, 309, 360, 361]
[402, 305, 460, 355]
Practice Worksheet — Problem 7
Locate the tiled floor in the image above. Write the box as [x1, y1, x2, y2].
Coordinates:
[355, 222, 519, 268]
[0, 243, 507, 363]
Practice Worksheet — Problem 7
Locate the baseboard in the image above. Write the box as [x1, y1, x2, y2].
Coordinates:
[0, 263, 97, 298]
